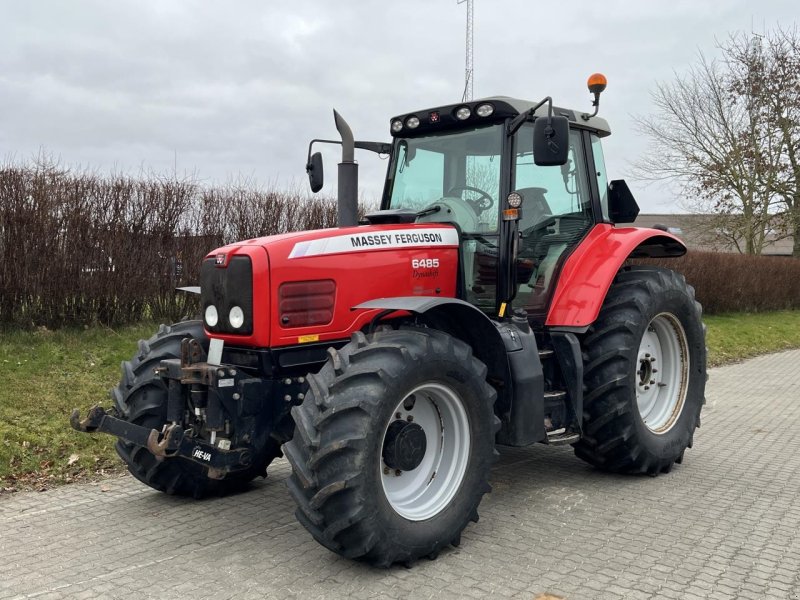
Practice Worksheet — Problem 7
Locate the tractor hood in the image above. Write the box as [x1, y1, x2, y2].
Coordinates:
[202, 223, 461, 349]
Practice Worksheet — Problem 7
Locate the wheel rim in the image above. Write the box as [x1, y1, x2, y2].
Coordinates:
[380, 382, 471, 521]
[636, 313, 690, 434]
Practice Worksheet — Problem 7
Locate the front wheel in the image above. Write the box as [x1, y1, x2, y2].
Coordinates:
[283, 327, 499, 567]
[573, 267, 707, 475]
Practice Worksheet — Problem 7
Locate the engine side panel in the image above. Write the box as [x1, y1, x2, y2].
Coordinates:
[545, 224, 686, 328]
[268, 225, 459, 347]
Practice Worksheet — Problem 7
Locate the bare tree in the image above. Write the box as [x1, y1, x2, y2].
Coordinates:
[756, 27, 800, 257]
[634, 26, 799, 256]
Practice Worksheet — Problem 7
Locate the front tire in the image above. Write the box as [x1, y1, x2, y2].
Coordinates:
[573, 267, 706, 475]
[113, 321, 281, 497]
[283, 327, 499, 567]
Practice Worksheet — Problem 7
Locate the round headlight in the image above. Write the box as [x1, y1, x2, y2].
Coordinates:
[205, 305, 218, 327]
[476, 103, 495, 117]
[455, 106, 471, 120]
[391, 119, 403, 133]
[229, 306, 245, 329]
[406, 116, 420, 129]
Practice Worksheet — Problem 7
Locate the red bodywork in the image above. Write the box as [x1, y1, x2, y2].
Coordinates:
[546, 224, 686, 328]
[206, 222, 684, 347]
[206, 224, 460, 348]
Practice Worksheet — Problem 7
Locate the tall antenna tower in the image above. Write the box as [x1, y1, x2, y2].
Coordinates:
[457, 0, 474, 101]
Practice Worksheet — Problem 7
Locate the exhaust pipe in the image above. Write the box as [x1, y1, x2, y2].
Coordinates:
[333, 109, 358, 227]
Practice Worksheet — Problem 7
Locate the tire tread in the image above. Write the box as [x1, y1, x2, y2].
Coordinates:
[283, 328, 496, 566]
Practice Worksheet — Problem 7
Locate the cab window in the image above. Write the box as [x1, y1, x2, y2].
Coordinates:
[590, 134, 610, 221]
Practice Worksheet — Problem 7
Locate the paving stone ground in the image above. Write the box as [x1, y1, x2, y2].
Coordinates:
[2, 350, 800, 600]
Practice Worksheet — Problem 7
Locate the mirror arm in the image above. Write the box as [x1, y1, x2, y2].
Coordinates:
[355, 141, 393, 155]
[306, 138, 338, 169]
[306, 139, 391, 167]
[507, 96, 553, 136]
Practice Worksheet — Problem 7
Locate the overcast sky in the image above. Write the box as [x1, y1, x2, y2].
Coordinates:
[1, 1, 796, 212]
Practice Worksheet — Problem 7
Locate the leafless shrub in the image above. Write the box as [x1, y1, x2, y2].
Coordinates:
[0, 161, 341, 328]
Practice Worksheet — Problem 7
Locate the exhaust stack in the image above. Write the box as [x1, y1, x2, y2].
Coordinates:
[334, 110, 358, 227]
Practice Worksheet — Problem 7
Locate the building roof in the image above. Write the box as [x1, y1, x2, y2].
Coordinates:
[623, 214, 795, 256]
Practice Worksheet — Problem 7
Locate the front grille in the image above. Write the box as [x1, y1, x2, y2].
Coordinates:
[201, 256, 254, 334]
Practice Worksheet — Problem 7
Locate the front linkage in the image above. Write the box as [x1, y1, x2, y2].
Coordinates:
[71, 336, 290, 480]
[71, 404, 251, 479]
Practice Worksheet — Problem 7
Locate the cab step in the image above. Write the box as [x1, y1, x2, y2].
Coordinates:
[546, 429, 581, 445]
[544, 389, 566, 401]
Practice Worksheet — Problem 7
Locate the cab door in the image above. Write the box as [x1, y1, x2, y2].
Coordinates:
[512, 126, 596, 320]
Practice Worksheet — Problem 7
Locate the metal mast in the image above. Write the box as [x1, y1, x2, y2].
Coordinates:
[458, 0, 474, 101]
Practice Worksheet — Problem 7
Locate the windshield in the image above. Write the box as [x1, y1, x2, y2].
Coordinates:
[386, 124, 503, 232]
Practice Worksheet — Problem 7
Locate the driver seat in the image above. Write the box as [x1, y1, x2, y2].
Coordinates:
[516, 187, 551, 230]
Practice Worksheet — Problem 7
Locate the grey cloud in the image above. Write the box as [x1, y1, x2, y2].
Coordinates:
[1, 0, 797, 209]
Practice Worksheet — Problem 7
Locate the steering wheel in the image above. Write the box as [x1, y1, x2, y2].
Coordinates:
[446, 185, 494, 213]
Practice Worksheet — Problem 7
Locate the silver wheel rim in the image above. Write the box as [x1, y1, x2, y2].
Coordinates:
[380, 382, 471, 521]
[636, 312, 690, 434]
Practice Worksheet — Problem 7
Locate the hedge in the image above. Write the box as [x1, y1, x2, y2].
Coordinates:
[2, 163, 797, 328]
[0, 164, 338, 328]
[633, 251, 800, 314]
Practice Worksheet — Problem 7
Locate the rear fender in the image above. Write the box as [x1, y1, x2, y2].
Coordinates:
[546, 224, 686, 329]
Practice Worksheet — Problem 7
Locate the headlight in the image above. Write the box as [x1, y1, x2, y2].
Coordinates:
[476, 103, 494, 117]
[405, 116, 420, 129]
[229, 306, 244, 329]
[455, 106, 471, 120]
[391, 119, 403, 133]
[205, 305, 219, 327]
[507, 191, 523, 208]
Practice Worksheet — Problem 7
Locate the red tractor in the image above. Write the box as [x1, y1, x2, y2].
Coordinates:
[73, 75, 706, 567]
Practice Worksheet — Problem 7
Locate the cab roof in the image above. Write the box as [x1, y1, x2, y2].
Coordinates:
[390, 95, 611, 138]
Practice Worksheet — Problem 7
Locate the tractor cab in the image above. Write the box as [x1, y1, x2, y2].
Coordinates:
[307, 74, 639, 323]
[379, 95, 614, 320]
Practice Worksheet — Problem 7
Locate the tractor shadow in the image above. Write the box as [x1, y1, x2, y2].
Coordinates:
[114, 443, 679, 580]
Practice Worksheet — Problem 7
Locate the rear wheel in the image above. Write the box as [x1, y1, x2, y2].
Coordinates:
[113, 321, 281, 497]
[283, 327, 499, 567]
[573, 267, 706, 475]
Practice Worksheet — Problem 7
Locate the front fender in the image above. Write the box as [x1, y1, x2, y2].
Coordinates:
[353, 296, 546, 444]
[353, 296, 509, 386]
[546, 224, 686, 328]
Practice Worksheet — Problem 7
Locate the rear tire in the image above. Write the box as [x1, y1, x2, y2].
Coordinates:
[113, 321, 281, 497]
[573, 267, 706, 475]
[283, 327, 499, 567]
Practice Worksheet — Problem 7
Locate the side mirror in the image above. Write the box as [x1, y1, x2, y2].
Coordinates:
[307, 152, 324, 193]
[533, 116, 569, 166]
[607, 179, 640, 223]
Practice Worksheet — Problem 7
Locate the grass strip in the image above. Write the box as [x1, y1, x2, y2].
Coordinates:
[705, 310, 800, 366]
[0, 323, 156, 491]
[2, 311, 799, 490]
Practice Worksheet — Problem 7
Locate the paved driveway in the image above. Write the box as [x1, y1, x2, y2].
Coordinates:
[2, 350, 800, 600]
